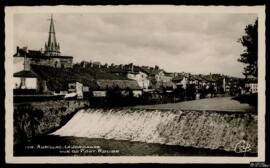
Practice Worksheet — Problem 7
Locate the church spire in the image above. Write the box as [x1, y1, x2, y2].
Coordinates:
[45, 14, 61, 56]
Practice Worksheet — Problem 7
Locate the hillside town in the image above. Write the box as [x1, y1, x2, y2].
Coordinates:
[13, 15, 258, 106]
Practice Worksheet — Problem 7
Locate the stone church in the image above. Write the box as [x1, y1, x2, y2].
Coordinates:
[13, 15, 73, 72]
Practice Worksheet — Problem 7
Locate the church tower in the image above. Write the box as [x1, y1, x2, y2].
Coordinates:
[44, 15, 61, 56]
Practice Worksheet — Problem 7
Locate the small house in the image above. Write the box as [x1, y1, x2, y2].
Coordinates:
[127, 71, 150, 90]
[68, 81, 84, 99]
[13, 70, 39, 95]
[95, 79, 142, 97]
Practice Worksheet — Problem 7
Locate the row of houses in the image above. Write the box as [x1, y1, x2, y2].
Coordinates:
[14, 64, 144, 100]
[14, 58, 256, 103]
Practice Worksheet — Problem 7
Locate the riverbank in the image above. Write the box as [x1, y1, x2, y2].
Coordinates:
[14, 100, 90, 145]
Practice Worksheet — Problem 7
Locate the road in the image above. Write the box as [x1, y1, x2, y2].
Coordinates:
[133, 97, 256, 112]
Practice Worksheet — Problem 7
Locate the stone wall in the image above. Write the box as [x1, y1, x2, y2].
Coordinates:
[14, 100, 90, 144]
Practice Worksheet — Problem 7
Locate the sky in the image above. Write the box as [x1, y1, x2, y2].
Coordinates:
[13, 12, 257, 77]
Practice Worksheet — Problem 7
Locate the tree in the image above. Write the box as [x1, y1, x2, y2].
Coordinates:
[238, 19, 258, 78]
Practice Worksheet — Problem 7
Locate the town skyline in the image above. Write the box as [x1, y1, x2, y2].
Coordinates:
[13, 13, 257, 77]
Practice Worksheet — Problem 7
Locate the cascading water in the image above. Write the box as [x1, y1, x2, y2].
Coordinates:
[52, 108, 257, 153]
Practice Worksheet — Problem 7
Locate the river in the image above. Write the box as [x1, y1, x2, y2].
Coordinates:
[14, 105, 257, 157]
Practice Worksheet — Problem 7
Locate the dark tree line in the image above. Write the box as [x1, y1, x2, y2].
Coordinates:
[238, 19, 258, 78]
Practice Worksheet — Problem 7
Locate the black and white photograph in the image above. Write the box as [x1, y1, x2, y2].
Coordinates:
[4, 5, 266, 164]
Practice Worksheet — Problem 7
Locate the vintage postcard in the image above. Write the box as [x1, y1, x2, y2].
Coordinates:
[5, 5, 266, 164]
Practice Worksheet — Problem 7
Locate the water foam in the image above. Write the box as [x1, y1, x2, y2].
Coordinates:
[52, 108, 257, 152]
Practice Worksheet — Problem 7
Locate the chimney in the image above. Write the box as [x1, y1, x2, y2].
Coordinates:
[130, 63, 134, 72]
[22, 46, 28, 53]
[15, 46, 20, 56]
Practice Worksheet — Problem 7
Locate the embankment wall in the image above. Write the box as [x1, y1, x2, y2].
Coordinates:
[14, 100, 90, 144]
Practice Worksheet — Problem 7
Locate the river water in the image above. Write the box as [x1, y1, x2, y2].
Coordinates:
[14, 135, 255, 156]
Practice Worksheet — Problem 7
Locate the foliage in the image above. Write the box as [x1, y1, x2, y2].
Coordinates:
[238, 19, 258, 78]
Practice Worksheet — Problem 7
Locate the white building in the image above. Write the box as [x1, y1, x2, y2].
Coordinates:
[127, 71, 150, 89]
[13, 70, 38, 90]
[245, 83, 258, 94]
[68, 82, 84, 99]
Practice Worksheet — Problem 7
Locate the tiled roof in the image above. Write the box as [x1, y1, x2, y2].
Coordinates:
[164, 72, 174, 77]
[31, 65, 97, 90]
[13, 70, 38, 78]
[14, 49, 48, 59]
[31, 64, 73, 80]
[30, 65, 139, 91]
[189, 75, 204, 81]
[154, 81, 176, 90]
[172, 73, 187, 81]
[78, 67, 130, 80]
[139, 67, 165, 76]
[14, 48, 73, 59]
[46, 78, 68, 91]
[28, 50, 45, 57]
[96, 79, 141, 90]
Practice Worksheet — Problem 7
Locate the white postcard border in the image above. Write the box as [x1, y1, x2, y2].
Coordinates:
[5, 5, 266, 164]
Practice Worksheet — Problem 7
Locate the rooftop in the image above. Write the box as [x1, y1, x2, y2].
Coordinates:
[30, 65, 140, 91]
[96, 79, 141, 90]
[14, 70, 38, 78]
[14, 47, 73, 59]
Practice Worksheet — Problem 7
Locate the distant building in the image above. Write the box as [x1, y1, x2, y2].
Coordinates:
[108, 64, 150, 90]
[14, 64, 142, 99]
[247, 83, 258, 93]
[13, 15, 73, 72]
[127, 71, 150, 89]
[27, 64, 97, 95]
[13, 70, 38, 90]
[96, 79, 138, 91]
[245, 78, 258, 94]
[68, 81, 84, 99]
[140, 67, 175, 90]
[172, 73, 188, 89]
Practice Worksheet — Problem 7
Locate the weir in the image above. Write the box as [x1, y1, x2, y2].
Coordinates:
[52, 108, 257, 153]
